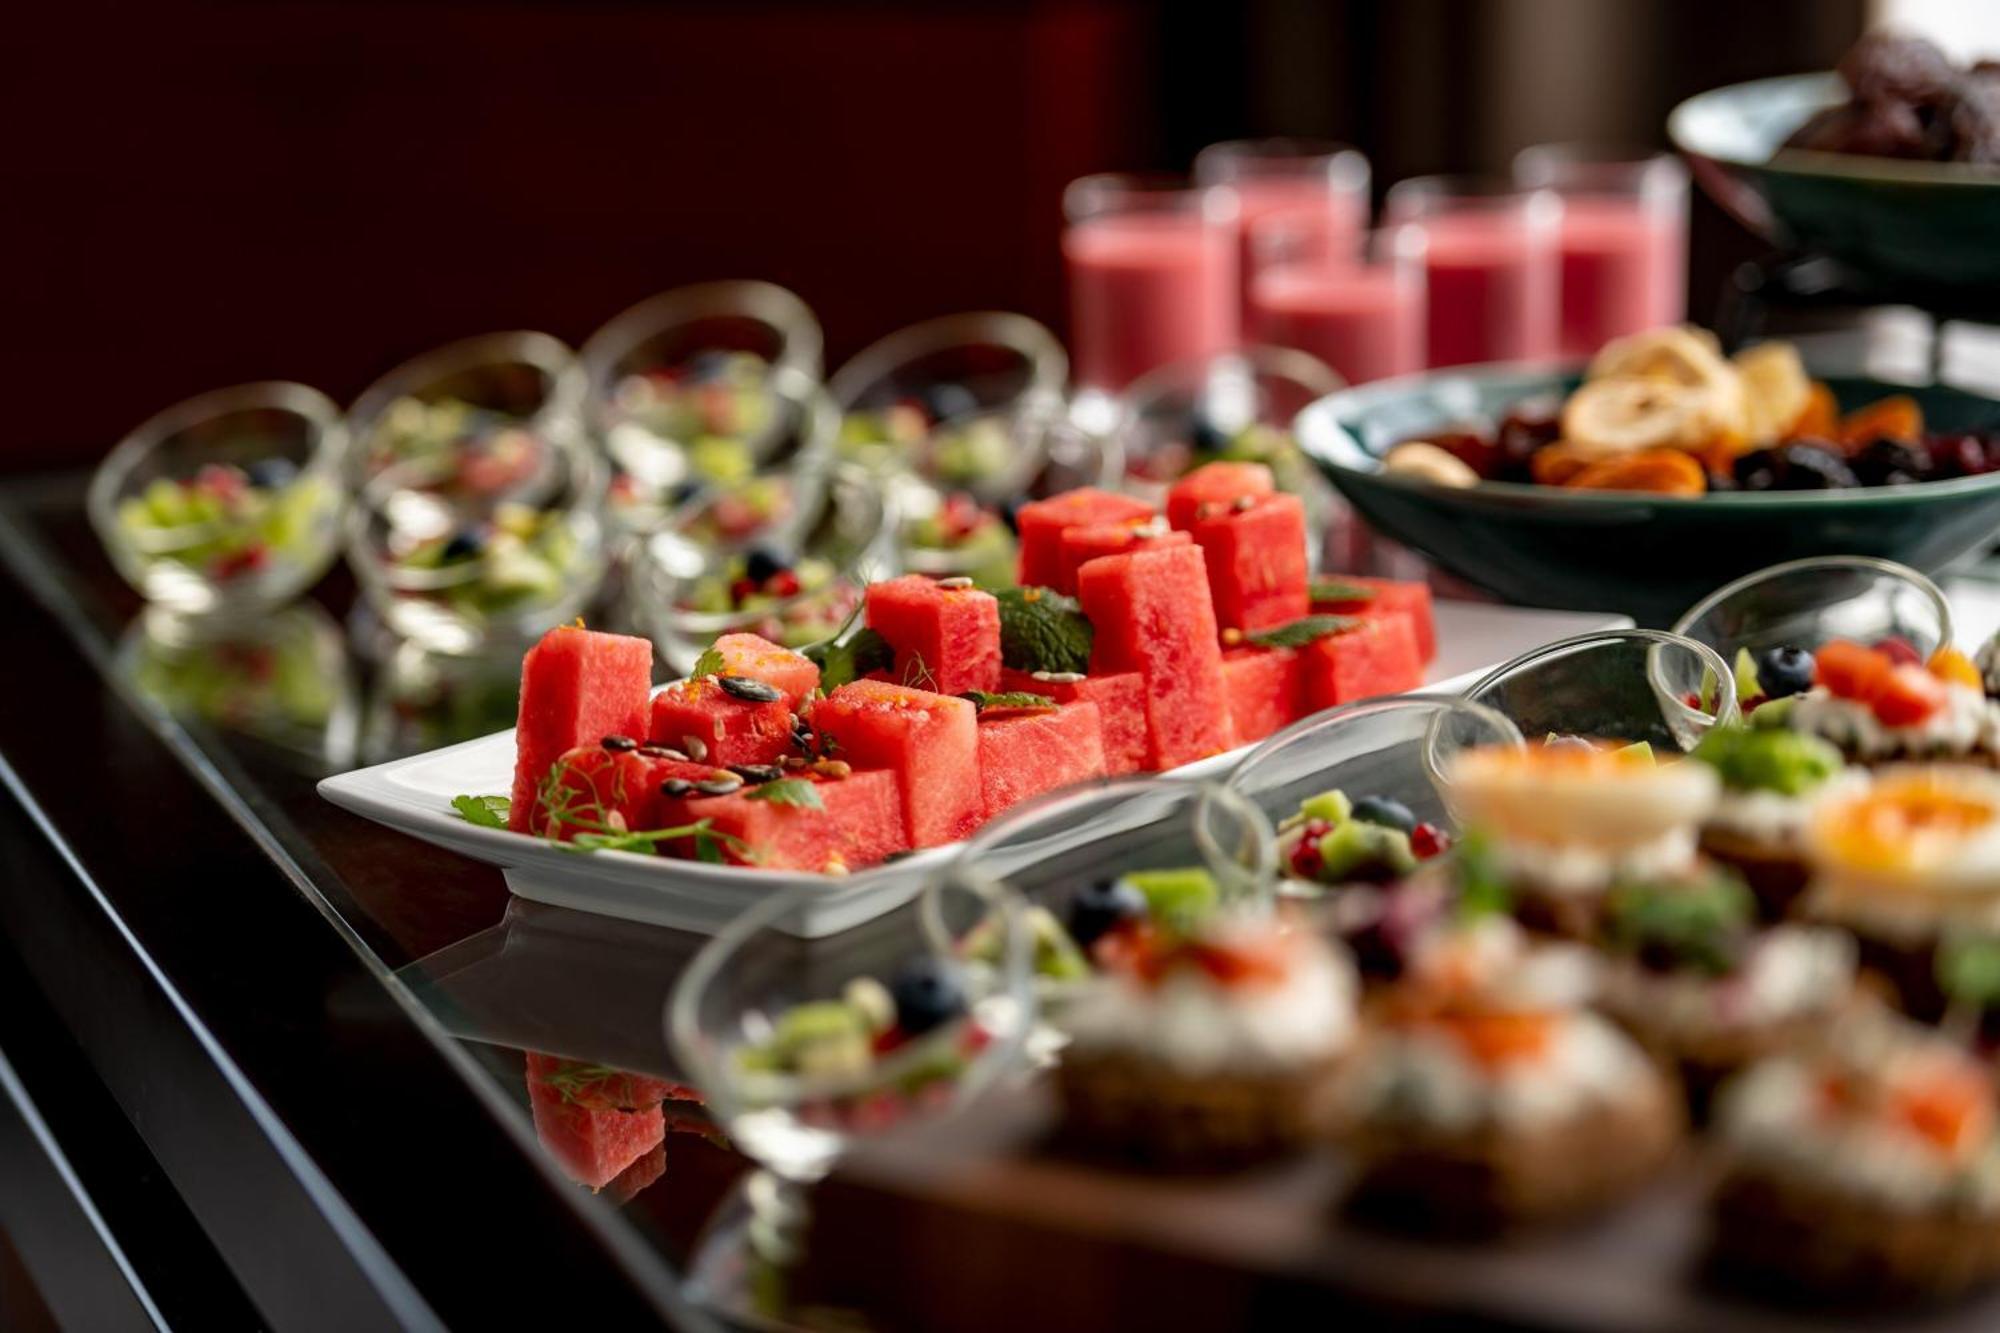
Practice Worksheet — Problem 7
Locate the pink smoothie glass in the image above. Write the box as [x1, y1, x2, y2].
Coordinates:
[1384, 176, 1561, 370]
[1248, 214, 1425, 386]
[1193, 138, 1370, 327]
[1514, 146, 1689, 359]
[1062, 174, 1239, 407]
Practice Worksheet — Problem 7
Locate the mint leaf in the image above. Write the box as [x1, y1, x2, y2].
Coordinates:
[1939, 935, 2000, 1008]
[808, 627, 894, 693]
[1309, 578, 1377, 604]
[1246, 615, 1355, 649]
[744, 778, 824, 809]
[995, 586, 1093, 676]
[690, 645, 726, 680]
[960, 690, 1057, 714]
[451, 794, 510, 828]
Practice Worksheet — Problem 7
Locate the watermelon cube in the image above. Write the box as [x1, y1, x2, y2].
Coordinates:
[528, 1071, 665, 1191]
[1054, 520, 1191, 601]
[712, 632, 820, 708]
[976, 702, 1106, 819]
[604, 1143, 668, 1205]
[1299, 616, 1425, 712]
[1076, 543, 1233, 769]
[809, 681, 981, 846]
[509, 626, 654, 832]
[530, 743, 727, 838]
[1000, 667, 1149, 776]
[649, 676, 795, 768]
[656, 769, 909, 872]
[864, 575, 1001, 695]
[1165, 460, 1276, 530]
[1314, 575, 1437, 664]
[1014, 488, 1156, 593]
[1221, 646, 1304, 745]
[1189, 492, 1311, 633]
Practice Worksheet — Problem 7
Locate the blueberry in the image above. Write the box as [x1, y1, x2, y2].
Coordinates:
[744, 547, 785, 584]
[244, 457, 299, 490]
[1065, 877, 1147, 950]
[1755, 646, 1815, 699]
[669, 479, 707, 505]
[1349, 795, 1417, 835]
[921, 383, 979, 426]
[440, 528, 486, 562]
[887, 956, 967, 1037]
[1189, 417, 1232, 455]
[685, 351, 732, 383]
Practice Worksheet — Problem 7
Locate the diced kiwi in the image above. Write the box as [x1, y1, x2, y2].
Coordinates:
[1615, 741, 1655, 764]
[1316, 820, 1418, 882]
[1298, 790, 1354, 826]
[1733, 647, 1761, 705]
[1122, 868, 1219, 933]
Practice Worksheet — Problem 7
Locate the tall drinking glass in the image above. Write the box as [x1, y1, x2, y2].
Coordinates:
[1514, 146, 1689, 358]
[1384, 176, 1560, 370]
[1248, 217, 1426, 386]
[1063, 175, 1239, 409]
[1194, 138, 1370, 326]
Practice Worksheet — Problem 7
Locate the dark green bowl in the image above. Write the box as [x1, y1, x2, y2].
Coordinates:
[1296, 366, 2000, 628]
[1668, 72, 2000, 293]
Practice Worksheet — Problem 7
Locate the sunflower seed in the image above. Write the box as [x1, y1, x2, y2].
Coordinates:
[811, 759, 852, 779]
[600, 734, 638, 752]
[681, 735, 709, 761]
[695, 775, 745, 796]
[1231, 494, 1257, 512]
[639, 744, 689, 761]
[1030, 670, 1085, 684]
[937, 576, 976, 590]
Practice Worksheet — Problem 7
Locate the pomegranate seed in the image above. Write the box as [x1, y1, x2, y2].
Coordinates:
[1410, 823, 1450, 859]
[766, 569, 802, 598]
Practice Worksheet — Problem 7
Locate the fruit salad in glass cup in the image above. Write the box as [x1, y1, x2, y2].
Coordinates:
[667, 875, 1034, 1323]
[90, 382, 349, 620]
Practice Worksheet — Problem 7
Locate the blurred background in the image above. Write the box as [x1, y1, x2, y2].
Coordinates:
[6, 0, 1955, 474]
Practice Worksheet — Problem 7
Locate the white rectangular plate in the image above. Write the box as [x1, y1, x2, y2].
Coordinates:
[319, 601, 1629, 938]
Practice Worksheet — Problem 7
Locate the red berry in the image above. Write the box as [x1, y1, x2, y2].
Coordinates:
[1875, 635, 1921, 666]
[766, 569, 802, 598]
[1410, 823, 1450, 859]
[210, 543, 268, 581]
[728, 577, 758, 605]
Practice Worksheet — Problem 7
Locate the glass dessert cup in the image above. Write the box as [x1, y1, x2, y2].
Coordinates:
[1670, 555, 1954, 676]
[631, 462, 897, 675]
[115, 600, 359, 771]
[347, 436, 610, 657]
[1229, 695, 1526, 845]
[1063, 173, 1241, 427]
[347, 330, 586, 505]
[1115, 345, 1345, 566]
[88, 381, 350, 623]
[581, 283, 828, 518]
[1457, 628, 1738, 755]
[920, 777, 1280, 1018]
[667, 876, 1034, 1324]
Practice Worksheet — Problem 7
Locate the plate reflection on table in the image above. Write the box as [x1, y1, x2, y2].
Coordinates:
[117, 601, 359, 771]
[361, 634, 526, 764]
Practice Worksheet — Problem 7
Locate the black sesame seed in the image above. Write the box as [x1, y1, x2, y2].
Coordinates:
[729, 763, 783, 783]
[716, 674, 783, 703]
[601, 735, 638, 752]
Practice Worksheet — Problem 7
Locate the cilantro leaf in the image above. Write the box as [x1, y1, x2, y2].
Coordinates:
[994, 586, 1093, 676]
[689, 645, 726, 680]
[744, 778, 825, 809]
[451, 794, 511, 828]
[959, 690, 1057, 714]
[1309, 578, 1378, 604]
[1245, 615, 1355, 649]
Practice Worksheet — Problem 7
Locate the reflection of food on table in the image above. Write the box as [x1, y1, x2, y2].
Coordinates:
[525, 1051, 706, 1195]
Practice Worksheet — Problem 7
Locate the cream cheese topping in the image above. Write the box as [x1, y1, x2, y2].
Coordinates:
[1789, 684, 2000, 761]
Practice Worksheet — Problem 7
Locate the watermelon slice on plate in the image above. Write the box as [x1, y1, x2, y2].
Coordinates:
[1077, 543, 1233, 769]
[531, 744, 726, 838]
[648, 677, 795, 768]
[999, 667, 1149, 776]
[1014, 488, 1156, 594]
[1299, 615, 1425, 712]
[975, 700, 1107, 819]
[865, 575, 1001, 696]
[1165, 460, 1275, 530]
[1221, 646, 1304, 746]
[1189, 491, 1311, 633]
[1314, 576, 1437, 664]
[1053, 520, 1190, 602]
[809, 680, 981, 847]
[711, 632, 820, 709]
[656, 769, 909, 872]
[508, 626, 654, 832]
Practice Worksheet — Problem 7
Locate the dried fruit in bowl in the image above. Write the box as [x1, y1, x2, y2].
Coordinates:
[1562, 448, 1707, 496]
[1528, 442, 1595, 487]
[1838, 395, 1924, 448]
[1785, 381, 1840, 441]
[1733, 342, 1812, 446]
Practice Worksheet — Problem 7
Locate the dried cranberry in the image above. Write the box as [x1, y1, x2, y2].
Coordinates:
[1495, 397, 1562, 480]
[1423, 427, 1502, 481]
[1927, 433, 1992, 478]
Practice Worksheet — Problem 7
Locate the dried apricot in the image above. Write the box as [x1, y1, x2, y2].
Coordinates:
[1529, 442, 1596, 486]
[1838, 394, 1923, 447]
[1562, 448, 1707, 496]
[1785, 381, 1841, 440]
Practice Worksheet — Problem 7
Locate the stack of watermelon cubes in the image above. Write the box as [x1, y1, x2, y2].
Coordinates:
[498, 468, 1435, 875]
